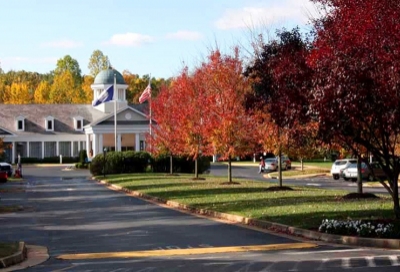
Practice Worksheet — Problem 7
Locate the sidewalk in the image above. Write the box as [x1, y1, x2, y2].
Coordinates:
[0, 245, 48, 272]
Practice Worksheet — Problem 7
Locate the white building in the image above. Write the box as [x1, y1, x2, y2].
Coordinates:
[0, 67, 151, 163]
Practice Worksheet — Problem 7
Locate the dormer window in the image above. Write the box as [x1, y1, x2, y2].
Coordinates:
[16, 116, 25, 131]
[45, 116, 54, 131]
[73, 116, 83, 131]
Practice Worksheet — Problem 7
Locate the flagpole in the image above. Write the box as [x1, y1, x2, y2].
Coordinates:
[114, 73, 117, 152]
[149, 74, 152, 138]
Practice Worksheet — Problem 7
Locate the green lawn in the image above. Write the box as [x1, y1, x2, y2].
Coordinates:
[98, 173, 393, 229]
[292, 161, 333, 169]
[0, 242, 19, 258]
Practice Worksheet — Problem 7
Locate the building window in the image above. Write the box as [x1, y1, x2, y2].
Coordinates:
[59, 141, 71, 157]
[45, 116, 54, 131]
[16, 116, 25, 131]
[18, 120, 23, 130]
[29, 142, 42, 159]
[44, 142, 56, 157]
[73, 116, 83, 131]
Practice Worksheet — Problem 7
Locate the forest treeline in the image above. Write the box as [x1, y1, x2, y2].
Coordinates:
[0, 50, 170, 104]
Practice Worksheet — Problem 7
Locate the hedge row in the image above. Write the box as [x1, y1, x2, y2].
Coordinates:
[89, 151, 210, 176]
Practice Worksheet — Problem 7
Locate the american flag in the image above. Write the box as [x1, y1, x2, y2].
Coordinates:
[139, 84, 151, 103]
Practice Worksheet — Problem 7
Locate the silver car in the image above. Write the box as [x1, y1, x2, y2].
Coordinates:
[264, 158, 287, 171]
[342, 162, 387, 182]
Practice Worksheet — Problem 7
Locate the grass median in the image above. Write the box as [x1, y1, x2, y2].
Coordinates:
[98, 173, 393, 229]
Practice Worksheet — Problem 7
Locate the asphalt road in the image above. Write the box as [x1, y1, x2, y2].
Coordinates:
[209, 163, 390, 195]
[0, 165, 399, 271]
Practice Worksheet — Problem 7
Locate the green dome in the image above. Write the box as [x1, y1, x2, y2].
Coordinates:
[94, 67, 125, 85]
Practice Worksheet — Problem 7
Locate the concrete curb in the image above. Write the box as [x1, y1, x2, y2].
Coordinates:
[0, 242, 27, 269]
[99, 180, 400, 250]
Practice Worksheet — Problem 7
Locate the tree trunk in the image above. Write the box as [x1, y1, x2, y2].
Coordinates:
[301, 158, 304, 171]
[228, 156, 232, 183]
[278, 149, 282, 187]
[357, 156, 363, 194]
[195, 157, 199, 179]
[169, 155, 173, 175]
[392, 177, 400, 219]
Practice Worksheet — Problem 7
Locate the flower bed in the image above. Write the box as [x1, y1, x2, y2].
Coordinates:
[319, 219, 400, 239]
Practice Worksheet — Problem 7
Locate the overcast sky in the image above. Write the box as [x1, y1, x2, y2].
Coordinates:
[0, 0, 319, 78]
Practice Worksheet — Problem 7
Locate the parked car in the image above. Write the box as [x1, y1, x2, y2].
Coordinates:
[341, 162, 387, 182]
[0, 162, 13, 177]
[0, 171, 7, 182]
[340, 163, 359, 182]
[330, 159, 357, 180]
[278, 155, 291, 170]
[264, 157, 287, 171]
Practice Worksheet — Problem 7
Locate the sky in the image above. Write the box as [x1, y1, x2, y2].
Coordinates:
[0, 0, 320, 79]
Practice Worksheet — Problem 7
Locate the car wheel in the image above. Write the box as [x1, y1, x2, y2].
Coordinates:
[333, 174, 339, 180]
[351, 178, 357, 182]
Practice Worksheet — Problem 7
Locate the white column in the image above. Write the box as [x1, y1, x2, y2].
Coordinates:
[56, 141, 59, 156]
[117, 134, 122, 152]
[99, 134, 104, 154]
[135, 134, 140, 151]
[71, 141, 74, 157]
[93, 134, 98, 156]
[86, 134, 90, 153]
[11, 141, 15, 164]
[27, 141, 30, 157]
[42, 141, 45, 159]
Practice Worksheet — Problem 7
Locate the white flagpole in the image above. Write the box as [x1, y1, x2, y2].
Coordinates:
[114, 73, 117, 152]
[149, 74, 152, 138]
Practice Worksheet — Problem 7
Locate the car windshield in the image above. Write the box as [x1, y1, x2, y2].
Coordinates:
[265, 158, 276, 162]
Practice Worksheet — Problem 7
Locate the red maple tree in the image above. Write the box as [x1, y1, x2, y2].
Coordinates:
[150, 83, 183, 174]
[309, 0, 400, 217]
[201, 48, 256, 183]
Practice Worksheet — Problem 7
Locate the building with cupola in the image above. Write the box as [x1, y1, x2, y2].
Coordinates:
[0, 66, 151, 164]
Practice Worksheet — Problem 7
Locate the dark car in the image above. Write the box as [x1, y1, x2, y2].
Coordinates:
[0, 162, 13, 177]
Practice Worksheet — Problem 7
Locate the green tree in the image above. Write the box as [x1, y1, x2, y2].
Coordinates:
[88, 50, 109, 77]
[54, 55, 82, 86]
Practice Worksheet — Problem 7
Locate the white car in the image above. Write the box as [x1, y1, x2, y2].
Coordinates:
[330, 159, 357, 180]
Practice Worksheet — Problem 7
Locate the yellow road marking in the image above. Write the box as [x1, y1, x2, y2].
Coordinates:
[57, 243, 317, 260]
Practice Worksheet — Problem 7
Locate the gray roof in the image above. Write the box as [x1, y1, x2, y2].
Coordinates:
[0, 104, 147, 135]
[94, 67, 125, 85]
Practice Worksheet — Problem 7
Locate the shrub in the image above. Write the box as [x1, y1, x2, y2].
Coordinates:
[79, 150, 88, 164]
[75, 162, 88, 169]
[90, 151, 151, 176]
[152, 155, 210, 174]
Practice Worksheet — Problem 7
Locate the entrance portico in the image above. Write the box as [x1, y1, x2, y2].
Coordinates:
[84, 106, 150, 157]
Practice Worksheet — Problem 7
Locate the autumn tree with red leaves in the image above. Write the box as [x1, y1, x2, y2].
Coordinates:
[308, 0, 400, 217]
[202, 48, 256, 183]
[245, 28, 313, 186]
[171, 67, 214, 179]
[150, 83, 182, 175]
